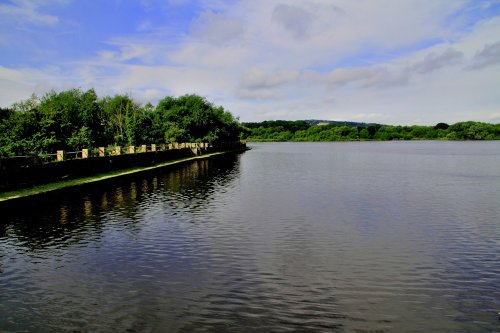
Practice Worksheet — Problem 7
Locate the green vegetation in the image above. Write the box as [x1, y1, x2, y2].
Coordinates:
[241, 120, 500, 142]
[2, 89, 498, 157]
[0, 89, 244, 157]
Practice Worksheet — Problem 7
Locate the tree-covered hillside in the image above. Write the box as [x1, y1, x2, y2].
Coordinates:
[0, 89, 244, 157]
[241, 120, 500, 142]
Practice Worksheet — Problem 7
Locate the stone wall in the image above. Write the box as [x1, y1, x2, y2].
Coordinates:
[0, 142, 246, 191]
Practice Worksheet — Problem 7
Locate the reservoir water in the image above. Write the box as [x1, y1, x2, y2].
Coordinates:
[1, 141, 499, 332]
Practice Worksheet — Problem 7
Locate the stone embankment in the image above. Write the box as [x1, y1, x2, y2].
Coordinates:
[0, 141, 246, 192]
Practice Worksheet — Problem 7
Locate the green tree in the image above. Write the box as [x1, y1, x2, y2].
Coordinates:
[68, 126, 93, 149]
[99, 94, 135, 146]
[434, 122, 449, 130]
[0, 90, 245, 156]
[156, 94, 242, 143]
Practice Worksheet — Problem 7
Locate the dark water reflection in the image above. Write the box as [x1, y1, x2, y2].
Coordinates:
[1, 142, 500, 332]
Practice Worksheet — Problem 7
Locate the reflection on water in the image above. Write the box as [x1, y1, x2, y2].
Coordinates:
[2, 157, 238, 252]
[1, 143, 500, 332]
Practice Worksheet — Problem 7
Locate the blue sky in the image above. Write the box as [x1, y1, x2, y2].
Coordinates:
[1, 0, 499, 124]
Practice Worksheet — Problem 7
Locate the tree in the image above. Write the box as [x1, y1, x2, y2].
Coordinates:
[156, 94, 242, 143]
[434, 122, 449, 130]
[1, 90, 246, 156]
[99, 94, 135, 146]
[68, 126, 93, 150]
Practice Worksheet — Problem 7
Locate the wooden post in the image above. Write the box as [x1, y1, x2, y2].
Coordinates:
[141, 144, 147, 153]
[56, 150, 65, 161]
[129, 146, 135, 154]
[82, 149, 89, 159]
[99, 147, 106, 157]
[151, 144, 157, 152]
[115, 146, 122, 155]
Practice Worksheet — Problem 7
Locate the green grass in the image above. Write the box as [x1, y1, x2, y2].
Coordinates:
[0, 150, 236, 202]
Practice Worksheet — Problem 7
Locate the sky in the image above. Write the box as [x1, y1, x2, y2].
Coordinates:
[0, 0, 499, 125]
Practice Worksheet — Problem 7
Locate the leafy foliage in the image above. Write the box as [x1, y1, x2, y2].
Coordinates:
[155, 94, 243, 143]
[0, 89, 243, 157]
[242, 120, 500, 142]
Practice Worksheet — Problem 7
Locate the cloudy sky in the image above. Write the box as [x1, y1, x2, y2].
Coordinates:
[1, 0, 499, 124]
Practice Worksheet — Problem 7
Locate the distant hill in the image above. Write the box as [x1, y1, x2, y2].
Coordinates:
[240, 120, 500, 141]
[304, 119, 378, 127]
[242, 119, 376, 129]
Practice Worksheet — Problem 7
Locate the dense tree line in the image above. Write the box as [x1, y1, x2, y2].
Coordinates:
[0, 89, 244, 157]
[241, 120, 500, 142]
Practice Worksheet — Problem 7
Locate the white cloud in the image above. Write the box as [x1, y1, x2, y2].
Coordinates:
[467, 41, 500, 70]
[107, 39, 155, 63]
[0, 66, 61, 105]
[168, 42, 251, 68]
[190, 11, 244, 45]
[0, 0, 499, 125]
[411, 48, 464, 74]
[305, 65, 411, 90]
[237, 89, 278, 100]
[0, 0, 65, 26]
[271, 3, 314, 39]
[242, 68, 299, 89]
[489, 112, 500, 121]
[350, 113, 385, 121]
[232, 1, 463, 69]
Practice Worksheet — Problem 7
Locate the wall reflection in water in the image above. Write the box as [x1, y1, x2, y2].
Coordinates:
[0, 154, 241, 253]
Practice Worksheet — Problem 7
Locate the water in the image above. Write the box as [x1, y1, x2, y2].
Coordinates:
[1, 141, 499, 332]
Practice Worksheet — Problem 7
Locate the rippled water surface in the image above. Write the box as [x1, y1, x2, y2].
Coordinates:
[1, 141, 500, 332]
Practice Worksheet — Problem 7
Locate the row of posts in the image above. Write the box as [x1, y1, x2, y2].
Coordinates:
[55, 142, 244, 162]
